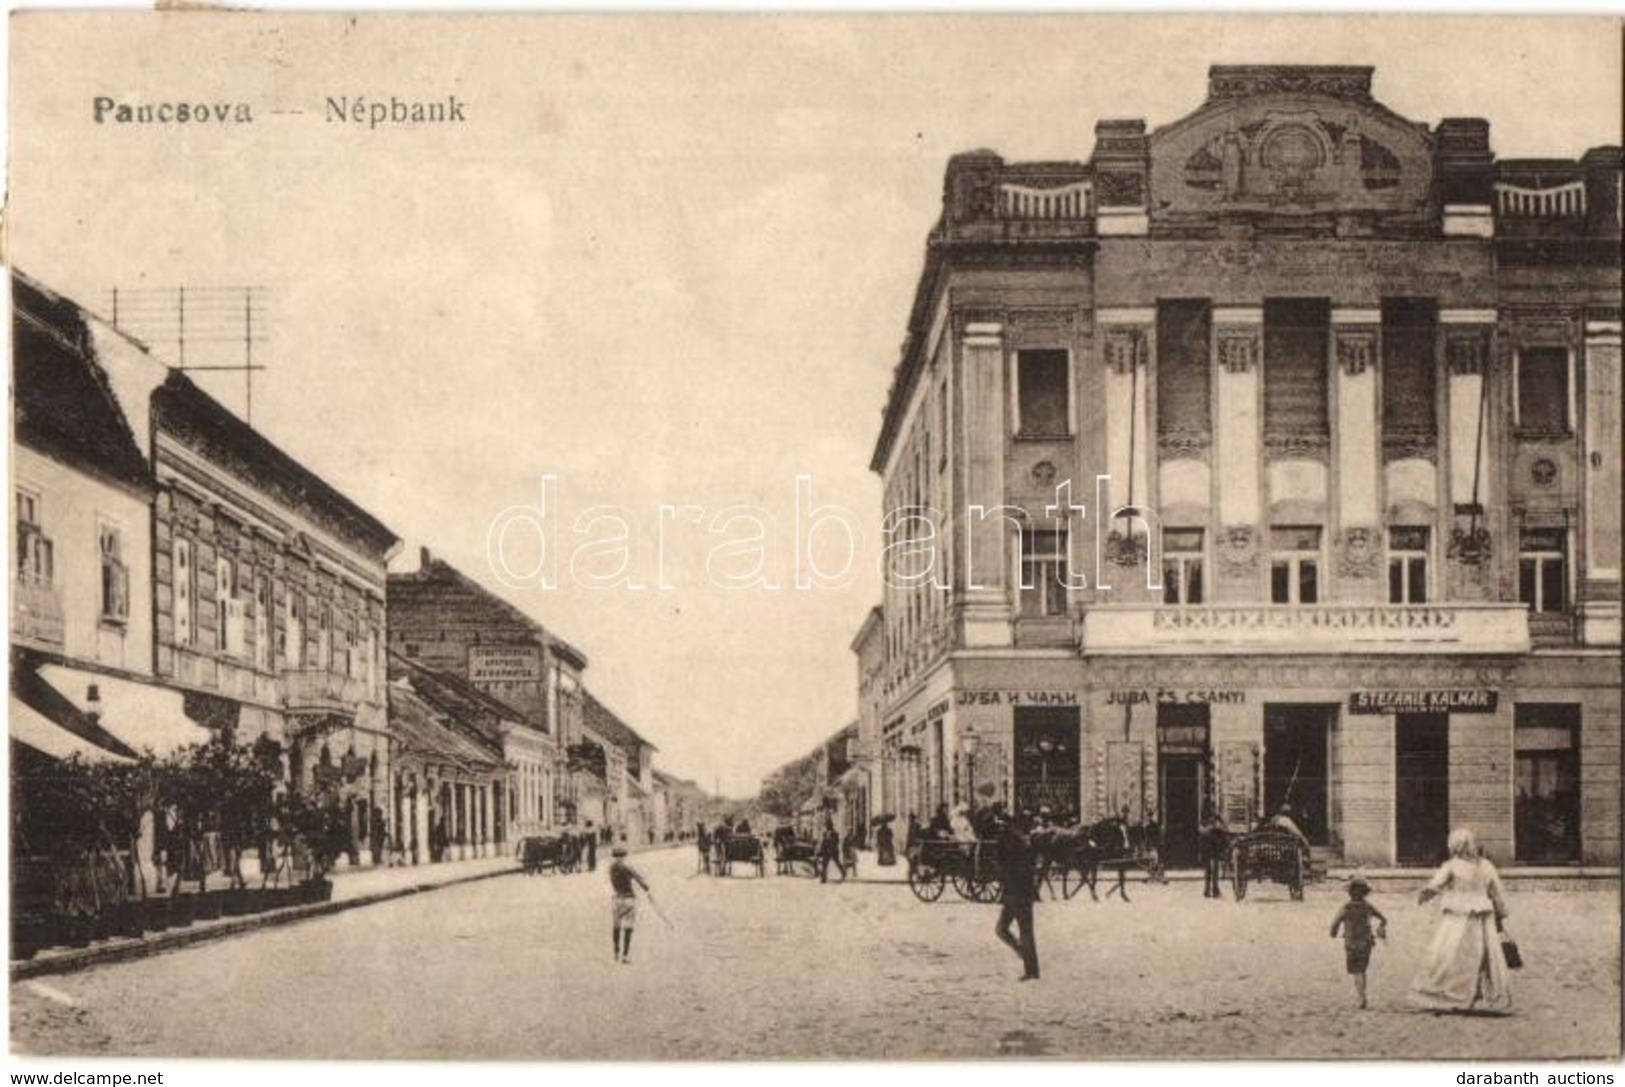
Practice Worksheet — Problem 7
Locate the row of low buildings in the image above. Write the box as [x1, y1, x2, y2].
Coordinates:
[10, 270, 702, 884]
[848, 65, 1621, 869]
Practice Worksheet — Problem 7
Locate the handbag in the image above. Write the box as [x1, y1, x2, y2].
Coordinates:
[1496, 917, 1523, 969]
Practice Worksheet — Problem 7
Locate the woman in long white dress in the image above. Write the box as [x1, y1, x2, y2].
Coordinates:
[1410, 827, 1512, 1012]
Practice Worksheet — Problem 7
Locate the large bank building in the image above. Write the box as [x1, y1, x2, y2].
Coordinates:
[860, 66, 1621, 869]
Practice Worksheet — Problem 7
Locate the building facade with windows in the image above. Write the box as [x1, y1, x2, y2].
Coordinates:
[863, 66, 1621, 867]
[12, 271, 402, 876]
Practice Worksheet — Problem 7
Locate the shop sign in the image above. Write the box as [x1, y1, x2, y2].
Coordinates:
[925, 698, 951, 721]
[1349, 690, 1498, 714]
[469, 645, 542, 683]
[957, 690, 1079, 707]
[1107, 688, 1246, 706]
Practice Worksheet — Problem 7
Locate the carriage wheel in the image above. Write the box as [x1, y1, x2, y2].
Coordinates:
[950, 871, 977, 901]
[970, 876, 1002, 904]
[1289, 852, 1305, 901]
[1060, 867, 1088, 901]
[909, 866, 946, 903]
[795, 858, 818, 879]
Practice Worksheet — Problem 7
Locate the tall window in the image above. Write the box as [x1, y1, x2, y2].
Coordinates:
[285, 589, 305, 668]
[1516, 347, 1570, 434]
[1519, 528, 1567, 613]
[938, 378, 950, 470]
[1381, 298, 1438, 445]
[1016, 349, 1070, 438]
[16, 489, 53, 584]
[317, 604, 333, 672]
[99, 524, 129, 624]
[1162, 527, 1205, 605]
[216, 556, 238, 654]
[1263, 299, 1330, 446]
[1156, 300, 1212, 442]
[254, 576, 272, 671]
[1270, 525, 1322, 604]
[1387, 525, 1430, 605]
[174, 538, 196, 645]
[1019, 528, 1069, 617]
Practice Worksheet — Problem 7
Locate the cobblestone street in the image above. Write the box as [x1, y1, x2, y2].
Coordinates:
[11, 847, 1619, 1060]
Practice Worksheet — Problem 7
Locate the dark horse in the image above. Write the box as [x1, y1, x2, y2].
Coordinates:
[1034, 817, 1165, 902]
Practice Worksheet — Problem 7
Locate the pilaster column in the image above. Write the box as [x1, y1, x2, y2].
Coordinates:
[1212, 307, 1264, 601]
[482, 784, 494, 854]
[1582, 319, 1622, 645]
[959, 320, 1014, 647]
[1443, 311, 1497, 600]
[1332, 308, 1383, 601]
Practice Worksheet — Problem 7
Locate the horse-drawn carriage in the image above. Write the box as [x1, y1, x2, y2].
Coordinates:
[1228, 827, 1312, 900]
[518, 834, 579, 876]
[906, 838, 1003, 903]
[774, 835, 819, 878]
[711, 833, 767, 878]
[1032, 818, 1165, 902]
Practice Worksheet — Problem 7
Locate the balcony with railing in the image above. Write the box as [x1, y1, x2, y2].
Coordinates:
[1080, 602, 1532, 655]
[282, 668, 371, 715]
[12, 577, 65, 649]
[943, 153, 1096, 244]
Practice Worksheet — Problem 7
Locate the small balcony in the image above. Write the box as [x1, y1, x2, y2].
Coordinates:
[282, 668, 370, 715]
[11, 577, 65, 649]
[1080, 602, 1532, 656]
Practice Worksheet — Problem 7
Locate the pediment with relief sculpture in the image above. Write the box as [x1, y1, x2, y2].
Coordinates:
[1149, 66, 1434, 217]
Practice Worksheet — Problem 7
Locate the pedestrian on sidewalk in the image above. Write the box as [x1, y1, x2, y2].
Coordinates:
[609, 845, 650, 964]
[995, 812, 1040, 981]
[584, 821, 599, 872]
[817, 816, 846, 883]
[1199, 806, 1229, 899]
[1330, 873, 1387, 1008]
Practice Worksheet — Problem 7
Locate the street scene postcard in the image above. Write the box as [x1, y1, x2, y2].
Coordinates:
[3, 10, 1622, 1070]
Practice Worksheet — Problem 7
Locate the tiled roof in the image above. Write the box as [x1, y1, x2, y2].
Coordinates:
[12, 273, 152, 496]
[388, 556, 589, 669]
[582, 691, 655, 753]
[387, 682, 502, 771]
[152, 372, 398, 557]
[387, 650, 537, 748]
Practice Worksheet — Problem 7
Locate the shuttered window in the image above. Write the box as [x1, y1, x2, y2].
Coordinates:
[1156, 300, 1211, 442]
[1263, 299, 1330, 444]
[1382, 298, 1438, 443]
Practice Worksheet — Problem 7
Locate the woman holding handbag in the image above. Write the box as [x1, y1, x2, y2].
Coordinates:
[1409, 827, 1514, 1013]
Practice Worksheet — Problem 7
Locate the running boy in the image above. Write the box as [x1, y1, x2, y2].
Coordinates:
[1330, 873, 1388, 1008]
[609, 845, 649, 964]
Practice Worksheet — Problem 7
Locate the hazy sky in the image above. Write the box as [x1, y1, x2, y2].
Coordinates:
[8, 13, 1620, 794]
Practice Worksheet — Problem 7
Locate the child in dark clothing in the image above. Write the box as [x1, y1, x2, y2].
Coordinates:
[608, 845, 649, 964]
[1330, 874, 1388, 1008]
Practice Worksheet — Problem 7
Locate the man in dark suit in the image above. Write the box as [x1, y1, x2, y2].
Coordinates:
[994, 813, 1040, 981]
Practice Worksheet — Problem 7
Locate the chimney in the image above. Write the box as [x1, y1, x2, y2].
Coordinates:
[419, 546, 432, 570]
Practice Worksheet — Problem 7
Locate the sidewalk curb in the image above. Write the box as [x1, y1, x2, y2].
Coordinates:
[11, 865, 521, 984]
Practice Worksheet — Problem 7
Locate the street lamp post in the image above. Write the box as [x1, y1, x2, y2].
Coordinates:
[962, 732, 979, 810]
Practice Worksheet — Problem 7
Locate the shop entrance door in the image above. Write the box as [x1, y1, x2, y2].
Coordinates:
[1263, 704, 1332, 846]
[1514, 704, 1580, 863]
[1395, 713, 1450, 865]
[1158, 703, 1210, 867]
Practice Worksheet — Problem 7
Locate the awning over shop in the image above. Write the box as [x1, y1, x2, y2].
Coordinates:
[8, 696, 133, 763]
[37, 663, 210, 757]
